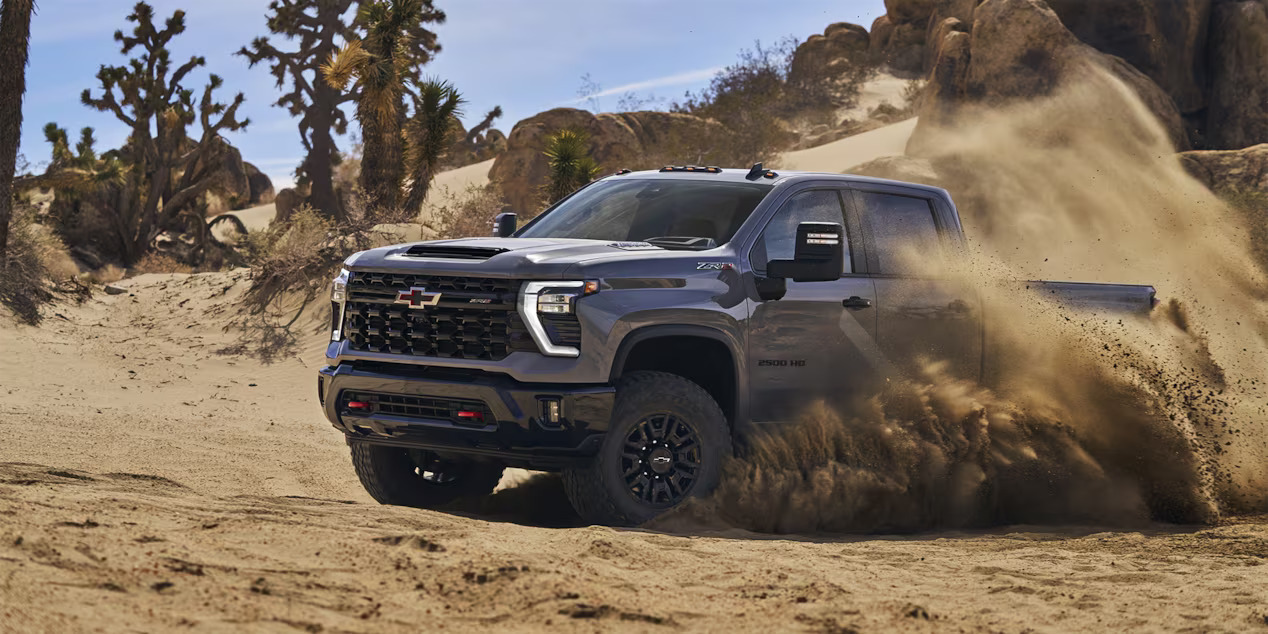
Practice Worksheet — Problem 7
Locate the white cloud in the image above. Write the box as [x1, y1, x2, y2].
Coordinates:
[563, 66, 723, 105]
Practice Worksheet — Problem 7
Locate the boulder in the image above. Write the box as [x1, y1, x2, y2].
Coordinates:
[243, 162, 275, 206]
[789, 22, 870, 86]
[1046, 0, 1211, 115]
[885, 0, 938, 24]
[1179, 144, 1268, 194]
[1207, 1, 1268, 150]
[867, 14, 925, 74]
[211, 142, 252, 211]
[272, 188, 304, 226]
[909, 0, 1189, 153]
[488, 108, 723, 213]
[924, 17, 969, 72]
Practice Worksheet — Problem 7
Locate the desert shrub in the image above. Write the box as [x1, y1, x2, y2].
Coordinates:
[0, 207, 54, 325]
[234, 197, 396, 361]
[672, 38, 876, 167]
[129, 252, 193, 276]
[901, 78, 927, 114]
[428, 182, 508, 239]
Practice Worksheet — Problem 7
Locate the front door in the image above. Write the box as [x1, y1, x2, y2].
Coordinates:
[747, 188, 884, 424]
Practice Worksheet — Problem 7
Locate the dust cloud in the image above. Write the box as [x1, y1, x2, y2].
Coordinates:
[678, 70, 1268, 534]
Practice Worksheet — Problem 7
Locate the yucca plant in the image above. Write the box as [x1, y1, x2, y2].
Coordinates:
[322, 0, 444, 218]
[542, 129, 601, 205]
[402, 79, 464, 212]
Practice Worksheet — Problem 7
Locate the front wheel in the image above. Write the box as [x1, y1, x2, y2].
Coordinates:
[350, 443, 504, 509]
[563, 371, 731, 526]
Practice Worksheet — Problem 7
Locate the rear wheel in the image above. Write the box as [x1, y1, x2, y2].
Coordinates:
[350, 443, 504, 509]
[563, 371, 731, 526]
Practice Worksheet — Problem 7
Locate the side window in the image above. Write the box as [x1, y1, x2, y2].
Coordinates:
[753, 190, 850, 274]
[859, 192, 943, 275]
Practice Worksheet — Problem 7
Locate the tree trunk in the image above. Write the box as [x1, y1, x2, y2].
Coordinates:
[359, 105, 403, 220]
[307, 82, 342, 220]
[0, 0, 35, 264]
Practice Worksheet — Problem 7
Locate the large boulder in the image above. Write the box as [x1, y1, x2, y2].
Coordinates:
[243, 162, 275, 206]
[1179, 144, 1268, 194]
[1207, 1, 1268, 150]
[885, 0, 938, 24]
[788, 22, 870, 86]
[1045, 0, 1211, 115]
[909, 0, 1189, 153]
[488, 108, 723, 213]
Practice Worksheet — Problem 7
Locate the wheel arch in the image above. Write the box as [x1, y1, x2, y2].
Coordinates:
[609, 325, 747, 431]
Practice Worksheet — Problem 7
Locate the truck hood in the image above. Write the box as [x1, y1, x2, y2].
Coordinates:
[343, 237, 686, 278]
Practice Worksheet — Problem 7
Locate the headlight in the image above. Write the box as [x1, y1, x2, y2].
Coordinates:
[330, 268, 350, 342]
[520, 280, 599, 357]
[331, 268, 349, 303]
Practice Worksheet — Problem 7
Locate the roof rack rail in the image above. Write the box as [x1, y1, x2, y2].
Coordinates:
[659, 165, 722, 173]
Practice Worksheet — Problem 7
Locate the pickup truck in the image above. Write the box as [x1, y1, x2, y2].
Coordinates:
[318, 164, 1156, 526]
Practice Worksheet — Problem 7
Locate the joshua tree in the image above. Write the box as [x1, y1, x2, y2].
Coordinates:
[465, 106, 502, 146]
[0, 0, 36, 264]
[80, 2, 249, 264]
[322, 0, 444, 218]
[402, 79, 463, 212]
[238, 0, 359, 219]
[542, 129, 600, 205]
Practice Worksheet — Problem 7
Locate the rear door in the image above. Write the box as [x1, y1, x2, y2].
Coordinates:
[850, 187, 983, 382]
[746, 186, 882, 424]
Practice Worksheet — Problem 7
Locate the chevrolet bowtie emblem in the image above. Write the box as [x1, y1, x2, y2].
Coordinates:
[395, 287, 442, 308]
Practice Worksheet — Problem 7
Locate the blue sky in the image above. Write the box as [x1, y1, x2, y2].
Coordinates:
[19, 0, 887, 189]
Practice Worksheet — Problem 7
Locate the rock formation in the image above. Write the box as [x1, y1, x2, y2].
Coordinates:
[488, 108, 723, 213]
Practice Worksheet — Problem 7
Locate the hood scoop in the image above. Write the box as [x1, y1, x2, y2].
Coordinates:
[403, 244, 511, 260]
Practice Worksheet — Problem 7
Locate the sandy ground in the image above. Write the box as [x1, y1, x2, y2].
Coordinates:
[2, 272, 1268, 632]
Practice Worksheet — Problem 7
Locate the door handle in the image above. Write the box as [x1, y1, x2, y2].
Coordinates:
[842, 296, 873, 310]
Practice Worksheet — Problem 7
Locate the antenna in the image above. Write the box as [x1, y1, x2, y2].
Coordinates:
[745, 162, 764, 180]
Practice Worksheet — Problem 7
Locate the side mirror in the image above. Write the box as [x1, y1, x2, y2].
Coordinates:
[493, 212, 518, 237]
[766, 222, 844, 283]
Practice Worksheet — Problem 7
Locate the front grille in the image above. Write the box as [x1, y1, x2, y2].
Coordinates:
[340, 391, 493, 427]
[342, 272, 537, 360]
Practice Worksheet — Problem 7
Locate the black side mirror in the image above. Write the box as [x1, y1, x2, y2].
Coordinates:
[766, 222, 844, 283]
[493, 212, 517, 237]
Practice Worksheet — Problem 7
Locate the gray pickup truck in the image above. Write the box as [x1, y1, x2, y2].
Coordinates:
[318, 164, 1155, 525]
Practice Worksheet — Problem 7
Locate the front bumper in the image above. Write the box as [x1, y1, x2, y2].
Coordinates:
[318, 363, 615, 469]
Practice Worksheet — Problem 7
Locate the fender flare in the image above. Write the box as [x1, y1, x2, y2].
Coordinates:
[608, 324, 748, 429]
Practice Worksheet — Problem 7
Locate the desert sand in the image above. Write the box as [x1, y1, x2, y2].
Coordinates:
[2, 272, 1267, 632]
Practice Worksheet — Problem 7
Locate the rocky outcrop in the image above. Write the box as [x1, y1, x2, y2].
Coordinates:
[869, 14, 927, 74]
[1046, 0, 1212, 115]
[488, 108, 723, 213]
[272, 188, 304, 226]
[885, 0, 938, 24]
[1180, 143, 1268, 194]
[1207, 1, 1268, 150]
[909, 0, 1189, 153]
[789, 22, 870, 86]
[243, 162, 275, 206]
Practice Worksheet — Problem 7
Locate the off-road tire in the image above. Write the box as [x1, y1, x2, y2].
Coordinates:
[350, 442, 504, 509]
[563, 371, 731, 526]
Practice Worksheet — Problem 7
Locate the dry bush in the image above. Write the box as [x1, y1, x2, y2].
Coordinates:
[129, 252, 194, 276]
[233, 198, 395, 361]
[427, 182, 508, 239]
[671, 38, 876, 166]
[0, 207, 54, 325]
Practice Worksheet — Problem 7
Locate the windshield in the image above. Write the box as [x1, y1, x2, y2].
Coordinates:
[518, 178, 773, 246]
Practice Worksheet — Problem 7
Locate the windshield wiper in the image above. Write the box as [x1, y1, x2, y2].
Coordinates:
[643, 236, 718, 251]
